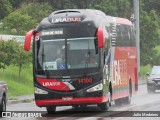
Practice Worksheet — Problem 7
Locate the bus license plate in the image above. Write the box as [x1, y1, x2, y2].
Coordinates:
[62, 97, 73, 101]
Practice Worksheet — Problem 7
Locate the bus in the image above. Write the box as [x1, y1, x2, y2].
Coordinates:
[24, 9, 138, 113]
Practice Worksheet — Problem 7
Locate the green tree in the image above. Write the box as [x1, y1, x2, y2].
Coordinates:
[141, 0, 160, 16]
[37, 0, 75, 9]
[140, 10, 160, 65]
[91, 0, 132, 18]
[0, 40, 18, 69]
[9, 0, 26, 8]
[0, 40, 32, 77]
[152, 46, 160, 66]
[12, 43, 32, 78]
[17, 2, 52, 23]
[2, 11, 36, 35]
[70, 0, 94, 9]
[0, 0, 12, 20]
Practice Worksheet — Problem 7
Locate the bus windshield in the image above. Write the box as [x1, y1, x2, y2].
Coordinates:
[35, 26, 99, 72]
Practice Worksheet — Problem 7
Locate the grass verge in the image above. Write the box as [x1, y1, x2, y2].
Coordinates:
[0, 65, 34, 97]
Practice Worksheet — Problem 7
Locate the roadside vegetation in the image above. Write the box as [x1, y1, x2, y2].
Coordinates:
[0, 40, 32, 97]
[140, 65, 151, 79]
[0, 65, 33, 97]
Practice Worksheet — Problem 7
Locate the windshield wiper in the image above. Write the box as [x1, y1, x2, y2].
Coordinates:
[83, 41, 91, 77]
[94, 38, 98, 54]
[41, 44, 49, 78]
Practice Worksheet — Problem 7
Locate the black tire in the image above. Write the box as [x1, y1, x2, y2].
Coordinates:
[108, 91, 112, 107]
[0, 96, 6, 112]
[99, 92, 111, 111]
[99, 101, 109, 111]
[46, 106, 56, 114]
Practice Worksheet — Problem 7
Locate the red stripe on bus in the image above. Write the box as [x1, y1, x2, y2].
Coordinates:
[112, 90, 129, 100]
[35, 96, 108, 106]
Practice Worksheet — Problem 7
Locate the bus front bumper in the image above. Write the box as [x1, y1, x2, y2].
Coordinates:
[35, 96, 108, 107]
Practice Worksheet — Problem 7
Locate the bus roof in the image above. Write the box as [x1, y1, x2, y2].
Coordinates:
[115, 17, 132, 25]
[37, 9, 133, 30]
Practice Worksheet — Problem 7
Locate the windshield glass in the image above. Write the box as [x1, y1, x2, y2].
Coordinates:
[67, 37, 98, 69]
[37, 37, 98, 70]
[35, 25, 99, 72]
[37, 39, 65, 70]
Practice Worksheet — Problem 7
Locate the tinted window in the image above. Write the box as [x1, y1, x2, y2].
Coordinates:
[111, 24, 136, 47]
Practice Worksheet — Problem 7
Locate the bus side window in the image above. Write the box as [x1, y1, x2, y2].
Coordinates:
[127, 26, 131, 41]
[130, 26, 136, 46]
[121, 25, 130, 46]
[116, 24, 123, 42]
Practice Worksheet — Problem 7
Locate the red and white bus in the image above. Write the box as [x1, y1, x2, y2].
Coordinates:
[24, 9, 138, 113]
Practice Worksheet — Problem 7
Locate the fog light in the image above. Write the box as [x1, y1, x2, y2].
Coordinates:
[86, 83, 103, 92]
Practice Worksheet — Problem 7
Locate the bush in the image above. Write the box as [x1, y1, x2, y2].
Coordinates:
[140, 65, 152, 79]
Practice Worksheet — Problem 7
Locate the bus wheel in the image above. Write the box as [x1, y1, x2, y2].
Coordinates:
[46, 106, 56, 114]
[99, 101, 109, 111]
[99, 92, 111, 111]
[108, 92, 112, 107]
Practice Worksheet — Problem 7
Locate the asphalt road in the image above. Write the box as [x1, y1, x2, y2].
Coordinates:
[2, 84, 160, 120]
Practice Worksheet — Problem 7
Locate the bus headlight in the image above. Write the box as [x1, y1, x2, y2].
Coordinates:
[35, 87, 48, 94]
[86, 83, 103, 92]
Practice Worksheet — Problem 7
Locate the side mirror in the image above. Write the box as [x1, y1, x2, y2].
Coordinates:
[24, 30, 34, 51]
[96, 27, 104, 48]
